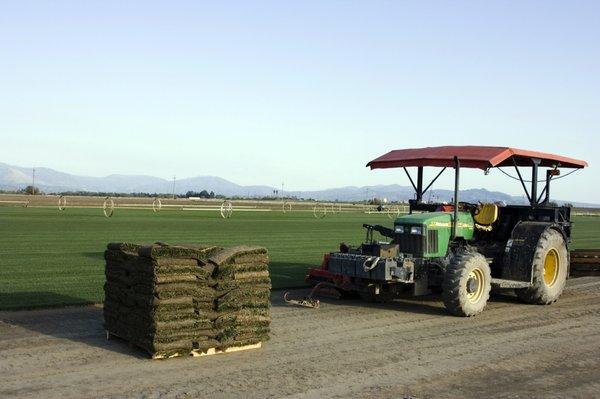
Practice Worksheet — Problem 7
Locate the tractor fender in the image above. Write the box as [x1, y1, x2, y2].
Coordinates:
[502, 222, 566, 282]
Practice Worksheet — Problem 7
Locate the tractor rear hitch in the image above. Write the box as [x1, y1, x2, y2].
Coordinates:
[283, 282, 341, 309]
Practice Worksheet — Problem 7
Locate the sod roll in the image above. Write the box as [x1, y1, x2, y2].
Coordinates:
[210, 246, 271, 350]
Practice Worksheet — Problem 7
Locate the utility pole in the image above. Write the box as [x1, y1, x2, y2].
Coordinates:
[32, 168, 36, 195]
[281, 182, 284, 200]
[172, 176, 176, 199]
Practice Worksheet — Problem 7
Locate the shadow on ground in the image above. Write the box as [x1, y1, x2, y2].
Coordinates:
[0, 291, 147, 358]
[270, 287, 449, 316]
[271, 286, 525, 317]
[0, 287, 528, 360]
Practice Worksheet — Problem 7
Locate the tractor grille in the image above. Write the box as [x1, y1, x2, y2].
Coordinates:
[396, 232, 425, 256]
[427, 230, 438, 254]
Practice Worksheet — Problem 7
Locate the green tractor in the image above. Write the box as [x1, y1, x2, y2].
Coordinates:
[305, 146, 588, 316]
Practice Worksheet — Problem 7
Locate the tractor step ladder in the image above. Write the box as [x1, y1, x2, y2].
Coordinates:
[491, 278, 531, 289]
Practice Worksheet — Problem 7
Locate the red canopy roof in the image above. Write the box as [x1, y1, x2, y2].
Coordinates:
[367, 146, 588, 170]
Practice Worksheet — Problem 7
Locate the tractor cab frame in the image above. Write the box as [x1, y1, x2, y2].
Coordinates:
[306, 146, 588, 316]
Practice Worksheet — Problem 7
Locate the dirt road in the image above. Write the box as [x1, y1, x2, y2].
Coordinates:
[1, 277, 600, 399]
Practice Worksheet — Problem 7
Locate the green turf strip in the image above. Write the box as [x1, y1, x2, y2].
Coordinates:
[1, 206, 598, 309]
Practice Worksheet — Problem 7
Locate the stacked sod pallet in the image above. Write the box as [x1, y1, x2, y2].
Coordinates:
[210, 246, 272, 350]
[104, 243, 222, 358]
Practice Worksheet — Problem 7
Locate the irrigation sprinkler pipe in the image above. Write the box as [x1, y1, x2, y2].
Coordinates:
[58, 195, 67, 211]
[220, 200, 233, 218]
[386, 205, 401, 219]
[152, 198, 162, 213]
[282, 201, 292, 213]
[103, 197, 115, 218]
[313, 203, 327, 219]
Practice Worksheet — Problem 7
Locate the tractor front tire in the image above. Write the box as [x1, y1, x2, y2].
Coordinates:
[443, 251, 491, 317]
[515, 229, 568, 305]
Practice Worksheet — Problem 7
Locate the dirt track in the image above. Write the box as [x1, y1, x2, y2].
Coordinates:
[1, 277, 600, 399]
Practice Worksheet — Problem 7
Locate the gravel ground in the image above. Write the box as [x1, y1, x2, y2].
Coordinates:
[1, 277, 600, 399]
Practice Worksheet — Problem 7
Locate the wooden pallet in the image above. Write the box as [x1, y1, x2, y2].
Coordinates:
[106, 330, 261, 360]
[153, 342, 262, 360]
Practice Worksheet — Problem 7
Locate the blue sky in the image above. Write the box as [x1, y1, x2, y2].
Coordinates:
[1, 1, 598, 202]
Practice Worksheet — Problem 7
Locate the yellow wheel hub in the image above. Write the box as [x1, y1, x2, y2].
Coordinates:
[544, 248, 560, 287]
[466, 268, 485, 303]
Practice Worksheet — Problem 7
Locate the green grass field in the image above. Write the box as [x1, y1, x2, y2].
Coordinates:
[0, 207, 392, 309]
[1, 207, 598, 310]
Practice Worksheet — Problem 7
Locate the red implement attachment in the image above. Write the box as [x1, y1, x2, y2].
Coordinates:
[284, 253, 353, 309]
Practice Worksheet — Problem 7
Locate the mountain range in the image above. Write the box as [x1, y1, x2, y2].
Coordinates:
[0, 162, 596, 207]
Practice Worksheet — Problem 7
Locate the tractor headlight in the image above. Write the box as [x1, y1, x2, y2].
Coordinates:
[410, 226, 423, 235]
[395, 225, 404, 233]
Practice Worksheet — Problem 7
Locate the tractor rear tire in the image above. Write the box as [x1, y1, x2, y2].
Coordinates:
[515, 229, 568, 305]
[443, 251, 491, 317]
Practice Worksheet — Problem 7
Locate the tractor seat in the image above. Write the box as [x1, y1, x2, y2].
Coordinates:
[474, 203, 498, 231]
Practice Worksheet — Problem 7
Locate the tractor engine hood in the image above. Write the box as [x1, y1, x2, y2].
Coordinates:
[393, 212, 475, 258]
[395, 211, 473, 232]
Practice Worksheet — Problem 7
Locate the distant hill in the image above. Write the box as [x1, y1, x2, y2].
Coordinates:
[0, 162, 596, 207]
[0, 162, 275, 197]
[284, 185, 523, 204]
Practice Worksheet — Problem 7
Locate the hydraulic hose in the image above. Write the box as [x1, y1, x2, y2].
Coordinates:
[363, 256, 381, 272]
